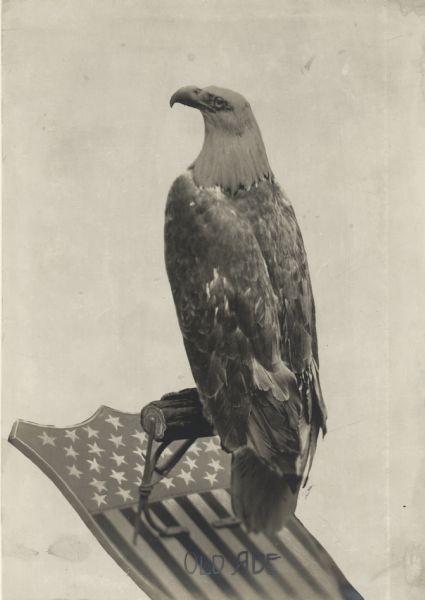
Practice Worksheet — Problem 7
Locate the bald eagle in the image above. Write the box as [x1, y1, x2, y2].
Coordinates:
[165, 85, 327, 534]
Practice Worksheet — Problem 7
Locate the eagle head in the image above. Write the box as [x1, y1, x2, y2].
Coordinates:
[170, 85, 273, 194]
[170, 85, 254, 136]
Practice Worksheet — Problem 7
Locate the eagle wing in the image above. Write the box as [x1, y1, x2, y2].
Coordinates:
[165, 173, 301, 457]
[232, 183, 327, 434]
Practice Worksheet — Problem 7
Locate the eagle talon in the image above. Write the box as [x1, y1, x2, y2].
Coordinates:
[212, 516, 241, 529]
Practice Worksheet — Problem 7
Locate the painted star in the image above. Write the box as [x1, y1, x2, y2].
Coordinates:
[38, 431, 56, 446]
[132, 447, 145, 459]
[64, 445, 79, 459]
[83, 425, 99, 439]
[92, 493, 107, 508]
[110, 470, 127, 485]
[134, 476, 143, 486]
[203, 439, 221, 454]
[177, 469, 195, 486]
[66, 464, 83, 479]
[108, 434, 124, 449]
[86, 457, 103, 473]
[188, 442, 202, 456]
[159, 477, 175, 489]
[110, 452, 127, 466]
[183, 456, 198, 470]
[64, 429, 79, 442]
[204, 471, 218, 486]
[89, 478, 107, 493]
[133, 463, 145, 475]
[208, 459, 224, 472]
[116, 487, 133, 502]
[105, 415, 123, 430]
[131, 430, 147, 444]
[87, 442, 105, 456]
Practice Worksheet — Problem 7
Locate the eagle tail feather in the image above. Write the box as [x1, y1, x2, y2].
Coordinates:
[302, 418, 319, 488]
[231, 447, 300, 535]
[311, 359, 327, 435]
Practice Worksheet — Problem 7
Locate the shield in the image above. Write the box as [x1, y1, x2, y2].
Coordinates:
[9, 404, 363, 600]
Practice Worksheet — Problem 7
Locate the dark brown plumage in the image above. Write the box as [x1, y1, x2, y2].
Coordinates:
[165, 85, 327, 534]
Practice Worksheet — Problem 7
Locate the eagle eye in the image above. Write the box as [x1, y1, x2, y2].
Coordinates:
[213, 96, 226, 109]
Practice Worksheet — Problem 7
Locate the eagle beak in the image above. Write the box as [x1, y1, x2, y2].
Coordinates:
[170, 86, 214, 112]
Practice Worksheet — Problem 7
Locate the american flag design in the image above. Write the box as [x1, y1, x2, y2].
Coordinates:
[9, 406, 363, 600]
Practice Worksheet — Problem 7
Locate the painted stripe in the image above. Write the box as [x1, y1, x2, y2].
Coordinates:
[288, 516, 343, 575]
[268, 531, 333, 598]
[151, 500, 240, 599]
[188, 492, 273, 599]
[121, 506, 208, 600]
[176, 494, 268, 599]
[100, 509, 183, 598]
[290, 518, 363, 597]
[271, 527, 338, 598]
[94, 511, 172, 599]
[275, 521, 342, 598]
[201, 490, 299, 598]
[218, 489, 328, 598]
[164, 496, 246, 600]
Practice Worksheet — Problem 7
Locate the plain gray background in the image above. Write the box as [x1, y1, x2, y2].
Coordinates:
[2, 1, 425, 599]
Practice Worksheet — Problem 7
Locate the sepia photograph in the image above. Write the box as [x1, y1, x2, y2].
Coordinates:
[2, 1, 425, 599]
